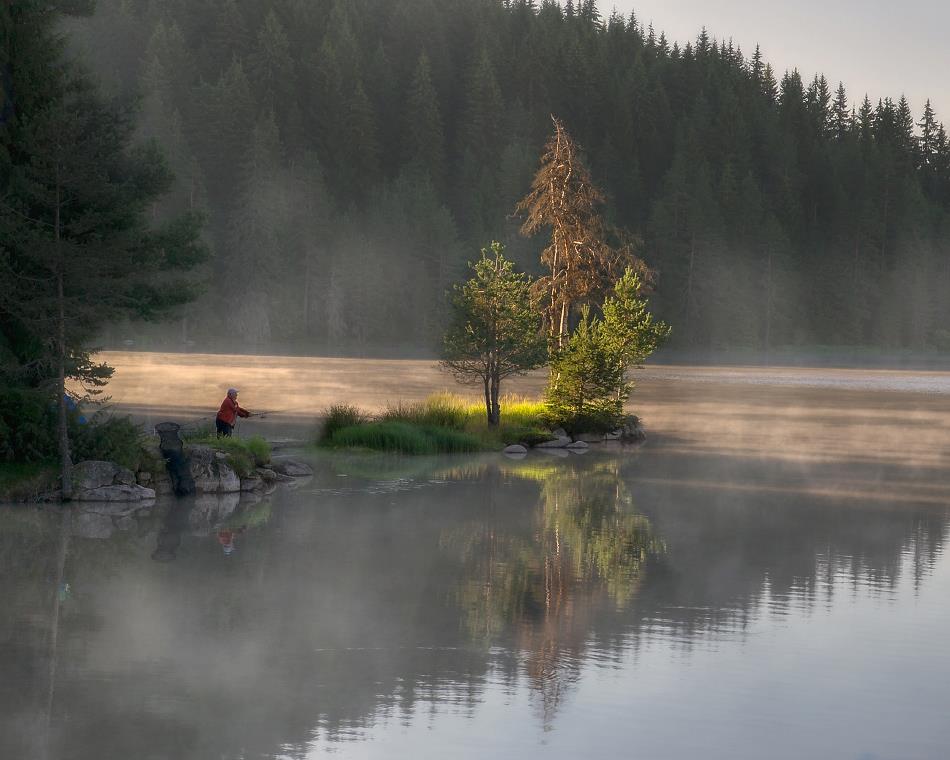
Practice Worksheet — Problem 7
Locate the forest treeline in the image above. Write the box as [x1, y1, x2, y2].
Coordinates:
[69, 0, 950, 353]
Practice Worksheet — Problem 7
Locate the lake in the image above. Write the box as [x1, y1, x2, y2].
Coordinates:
[2, 356, 950, 759]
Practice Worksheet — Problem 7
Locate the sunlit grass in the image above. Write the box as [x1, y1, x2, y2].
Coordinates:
[325, 421, 485, 454]
[319, 394, 554, 452]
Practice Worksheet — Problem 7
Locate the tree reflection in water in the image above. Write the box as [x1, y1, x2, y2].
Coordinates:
[441, 456, 666, 724]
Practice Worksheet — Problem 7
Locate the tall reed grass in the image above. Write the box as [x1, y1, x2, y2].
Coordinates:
[319, 394, 554, 452]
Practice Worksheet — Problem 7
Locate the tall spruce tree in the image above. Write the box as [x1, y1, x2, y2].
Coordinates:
[403, 51, 446, 188]
[0, 2, 205, 496]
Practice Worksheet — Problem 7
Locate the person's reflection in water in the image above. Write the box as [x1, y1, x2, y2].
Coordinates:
[151, 500, 196, 562]
[216, 526, 246, 556]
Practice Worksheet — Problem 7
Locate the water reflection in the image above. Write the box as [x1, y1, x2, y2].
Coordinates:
[1, 449, 948, 759]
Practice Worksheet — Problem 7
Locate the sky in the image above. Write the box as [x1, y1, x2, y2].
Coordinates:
[608, 0, 950, 122]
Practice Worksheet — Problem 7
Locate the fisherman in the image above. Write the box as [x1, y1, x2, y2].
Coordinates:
[216, 388, 251, 438]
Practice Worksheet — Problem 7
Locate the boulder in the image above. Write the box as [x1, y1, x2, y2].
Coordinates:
[535, 436, 572, 449]
[551, 428, 568, 439]
[271, 459, 314, 477]
[566, 440, 589, 450]
[114, 467, 136, 486]
[620, 416, 647, 443]
[503, 444, 528, 455]
[257, 468, 278, 483]
[75, 484, 157, 502]
[71, 461, 119, 491]
[574, 433, 605, 443]
[218, 461, 241, 493]
[240, 475, 263, 492]
[190, 450, 242, 494]
[136, 471, 152, 485]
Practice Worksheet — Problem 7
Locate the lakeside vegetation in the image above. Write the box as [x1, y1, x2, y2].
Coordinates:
[319, 395, 552, 454]
[182, 434, 272, 476]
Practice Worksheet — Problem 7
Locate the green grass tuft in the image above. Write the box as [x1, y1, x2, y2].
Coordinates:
[323, 421, 485, 454]
[318, 394, 555, 453]
[187, 435, 272, 477]
[322, 403, 369, 441]
[0, 462, 58, 501]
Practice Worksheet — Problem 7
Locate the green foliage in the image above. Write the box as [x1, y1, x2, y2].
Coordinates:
[546, 272, 669, 434]
[60, 2, 950, 351]
[441, 243, 547, 425]
[187, 435, 272, 477]
[320, 393, 552, 452]
[71, 414, 147, 471]
[0, 389, 58, 463]
[322, 403, 369, 441]
[381, 393, 469, 430]
[0, 462, 58, 501]
[0, 389, 146, 469]
[546, 308, 626, 434]
[323, 422, 485, 455]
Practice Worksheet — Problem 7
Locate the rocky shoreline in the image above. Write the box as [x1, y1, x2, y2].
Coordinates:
[501, 415, 647, 456]
[38, 442, 314, 505]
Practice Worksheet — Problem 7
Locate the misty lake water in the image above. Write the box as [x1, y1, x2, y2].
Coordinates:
[3, 356, 950, 759]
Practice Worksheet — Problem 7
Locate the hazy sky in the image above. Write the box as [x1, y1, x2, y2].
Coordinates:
[609, 1, 949, 121]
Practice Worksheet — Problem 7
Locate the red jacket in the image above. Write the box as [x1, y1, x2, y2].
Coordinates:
[217, 396, 250, 425]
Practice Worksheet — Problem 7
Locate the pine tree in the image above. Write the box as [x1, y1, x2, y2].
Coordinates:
[441, 242, 546, 425]
[0, 2, 205, 496]
[831, 82, 851, 140]
[918, 99, 939, 167]
[341, 79, 380, 202]
[249, 10, 296, 112]
[458, 47, 505, 167]
[403, 51, 446, 188]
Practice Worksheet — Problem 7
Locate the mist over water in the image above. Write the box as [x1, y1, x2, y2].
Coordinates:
[5, 359, 950, 759]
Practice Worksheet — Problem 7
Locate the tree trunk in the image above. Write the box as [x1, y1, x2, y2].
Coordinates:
[557, 299, 568, 348]
[684, 234, 696, 343]
[489, 367, 501, 427]
[483, 374, 492, 426]
[764, 247, 773, 365]
[303, 252, 311, 336]
[54, 174, 71, 501]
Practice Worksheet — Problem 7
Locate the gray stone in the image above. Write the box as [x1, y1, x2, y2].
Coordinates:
[535, 436, 572, 449]
[152, 476, 174, 496]
[240, 475, 263, 492]
[605, 430, 622, 441]
[574, 433, 605, 443]
[503, 444, 528, 455]
[566, 440, 589, 450]
[218, 461, 241, 493]
[114, 467, 136, 486]
[620, 416, 647, 443]
[551, 428, 568, 439]
[257, 468, 278, 482]
[75, 484, 156, 502]
[136, 471, 152, 485]
[271, 459, 314, 477]
[72, 461, 119, 491]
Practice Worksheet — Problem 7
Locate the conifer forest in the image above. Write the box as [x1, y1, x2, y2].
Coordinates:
[64, 0, 950, 353]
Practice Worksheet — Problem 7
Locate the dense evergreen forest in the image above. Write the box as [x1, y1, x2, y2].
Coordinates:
[69, 0, 950, 354]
